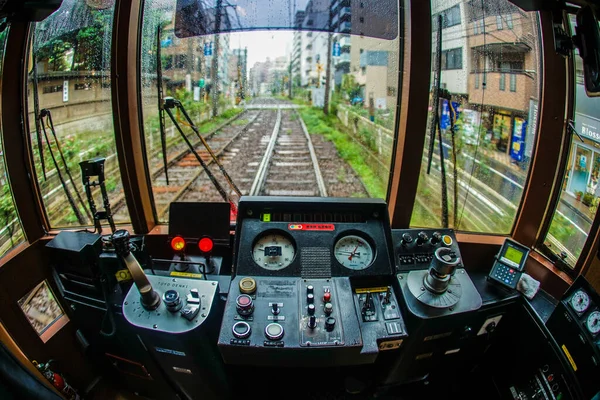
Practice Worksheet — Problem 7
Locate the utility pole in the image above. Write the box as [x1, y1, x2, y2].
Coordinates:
[323, 12, 333, 115]
[211, 0, 222, 118]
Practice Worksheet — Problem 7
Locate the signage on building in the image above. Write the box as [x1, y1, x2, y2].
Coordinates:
[510, 117, 527, 162]
[204, 42, 213, 56]
[525, 99, 538, 159]
[333, 42, 341, 57]
[193, 87, 201, 101]
[575, 112, 600, 143]
[63, 80, 69, 102]
[440, 100, 460, 130]
[199, 78, 205, 88]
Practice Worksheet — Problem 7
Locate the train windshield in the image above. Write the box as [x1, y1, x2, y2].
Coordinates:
[138, 0, 402, 222]
[24, 0, 544, 235]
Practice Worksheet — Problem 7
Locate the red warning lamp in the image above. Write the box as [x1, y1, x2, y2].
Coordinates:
[170, 236, 186, 252]
[198, 237, 214, 253]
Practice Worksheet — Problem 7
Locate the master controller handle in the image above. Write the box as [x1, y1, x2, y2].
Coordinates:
[112, 230, 161, 310]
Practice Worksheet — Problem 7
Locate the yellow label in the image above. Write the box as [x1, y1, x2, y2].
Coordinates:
[561, 344, 578, 371]
[169, 271, 203, 279]
[115, 269, 132, 282]
[262, 213, 271, 222]
[355, 287, 388, 294]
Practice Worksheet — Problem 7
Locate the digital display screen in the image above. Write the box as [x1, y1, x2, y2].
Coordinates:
[502, 246, 524, 267]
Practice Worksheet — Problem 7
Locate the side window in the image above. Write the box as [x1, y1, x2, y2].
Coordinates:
[411, 0, 541, 234]
[541, 16, 600, 269]
[26, 1, 130, 228]
[0, 22, 26, 256]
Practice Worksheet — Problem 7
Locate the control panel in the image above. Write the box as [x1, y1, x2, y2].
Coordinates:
[218, 275, 406, 366]
[218, 197, 407, 367]
[547, 276, 600, 399]
[123, 275, 219, 334]
[392, 228, 460, 271]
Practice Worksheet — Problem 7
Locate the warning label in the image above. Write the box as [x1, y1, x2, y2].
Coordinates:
[288, 223, 335, 231]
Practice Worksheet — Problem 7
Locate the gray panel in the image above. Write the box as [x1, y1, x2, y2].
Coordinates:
[123, 275, 218, 334]
[398, 269, 482, 319]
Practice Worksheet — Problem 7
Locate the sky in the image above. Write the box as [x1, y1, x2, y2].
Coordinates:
[228, 31, 294, 68]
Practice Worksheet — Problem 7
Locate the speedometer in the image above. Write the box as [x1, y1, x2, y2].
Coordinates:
[587, 311, 600, 336]
[334, 235, 374, 270]
[569, 290, 590, 314]
[252, 232, 295, 270]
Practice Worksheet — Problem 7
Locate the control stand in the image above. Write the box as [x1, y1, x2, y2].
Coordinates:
[116, 230, 228, 399]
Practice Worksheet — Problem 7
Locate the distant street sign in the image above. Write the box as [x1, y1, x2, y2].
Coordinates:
[199, 78, 205, 88]
[204, 42, 213, 56]
[333, 42, 341, 57]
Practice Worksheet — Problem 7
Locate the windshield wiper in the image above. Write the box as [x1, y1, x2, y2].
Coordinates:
[162, 97, 241, 213]
[156, 24, 170, 186]
[426, 15, 450, 228]
[39, 109, 92, 225]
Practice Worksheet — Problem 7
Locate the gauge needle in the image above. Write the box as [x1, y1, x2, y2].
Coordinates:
[349, 244, 359, 261]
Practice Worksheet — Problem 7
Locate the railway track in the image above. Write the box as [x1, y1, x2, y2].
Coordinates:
[250, 109, 327, 197]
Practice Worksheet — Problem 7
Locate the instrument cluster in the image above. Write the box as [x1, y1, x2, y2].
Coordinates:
[236, 221, 391, 278]
[568, 289, 600, 337]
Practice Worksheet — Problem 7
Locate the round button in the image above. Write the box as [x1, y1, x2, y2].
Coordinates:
[307, 285, 314, 294]
[239, 277, 256, 294]
[324, 303, 333, 315]
[307, 293, 314, 304]
[236, 294, 254, 316]
[232, 321, 251, 339]
[323, 292, 331, 303]
[307, 304, 316, 315]
[163, 290, 182, 312]
[442, 235, 453, 246]
[265, 323, 284, 341]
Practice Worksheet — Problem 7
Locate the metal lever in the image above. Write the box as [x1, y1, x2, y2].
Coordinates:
[112, 230, 160, 310]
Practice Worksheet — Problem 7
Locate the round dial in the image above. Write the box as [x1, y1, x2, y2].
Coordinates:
[569, 290, 591, 314]
[252, 232, 295, 270]
[587, 311, 600, 336]
[334, 235, 374, 270]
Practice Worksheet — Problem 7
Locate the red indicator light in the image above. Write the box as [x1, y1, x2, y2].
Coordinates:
[171, 236, 186, 252]
[199, 237, 214, 253]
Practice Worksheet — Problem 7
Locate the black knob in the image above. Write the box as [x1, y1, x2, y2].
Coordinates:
[236, 294, 254, 316]
[417, 231, 429, 245]
[324, 303, 333, 315]
[307, 285, 314, 294]
[307, 293, 314, 304]
[401, 233, 413, 246]
[272, 303, 280, 315]
[112, 229, 132, 256]
[431, 232, 442, 245]
[325, 317, 336, 332]
[308, 315, 317, 329]
[307, 304, 316, 315]
[163, 290, 182, 312]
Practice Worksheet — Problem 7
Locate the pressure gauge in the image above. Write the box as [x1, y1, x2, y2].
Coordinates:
[587, 311, 600, 336]
[334, 235, 374, 270]
[569, 290, 591, 314]
[252, 232, 295, 270]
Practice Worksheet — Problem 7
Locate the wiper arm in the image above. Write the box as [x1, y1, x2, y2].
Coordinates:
[162, 97, 240, 212]
[156, 25, 169, 185]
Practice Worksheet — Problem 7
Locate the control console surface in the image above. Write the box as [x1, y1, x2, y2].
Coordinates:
[123, 275, 219, 334]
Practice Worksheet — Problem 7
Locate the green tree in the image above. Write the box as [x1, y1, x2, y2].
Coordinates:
[341, 74, 361, 100]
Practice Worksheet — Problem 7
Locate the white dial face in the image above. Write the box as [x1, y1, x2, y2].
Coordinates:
[334, 235, 374, 270]
[570, 290, 591, 314]
[252, 233, 295, 270]
[587, 311, 600, 336]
